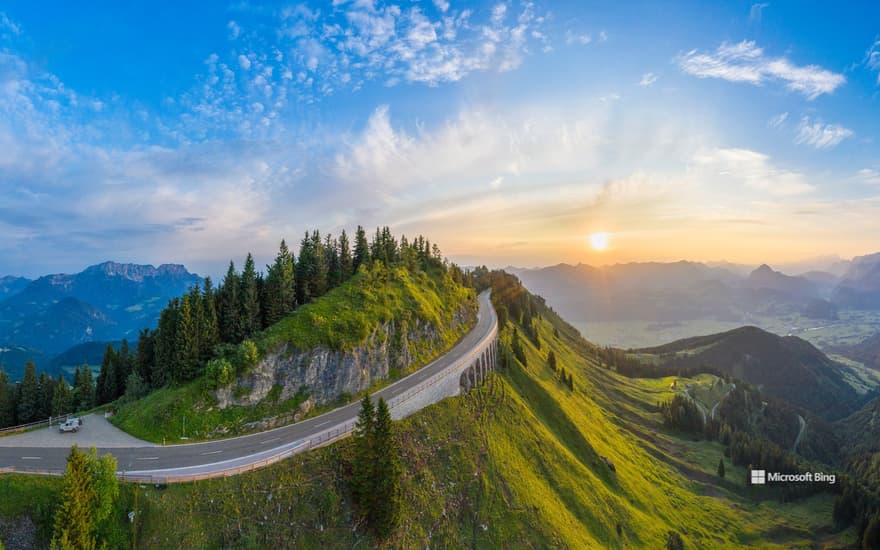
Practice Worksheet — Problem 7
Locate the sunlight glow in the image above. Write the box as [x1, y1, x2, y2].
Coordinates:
[589, 232, 610, 251]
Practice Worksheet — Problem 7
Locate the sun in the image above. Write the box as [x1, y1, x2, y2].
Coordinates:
[589, 232, 610, 251]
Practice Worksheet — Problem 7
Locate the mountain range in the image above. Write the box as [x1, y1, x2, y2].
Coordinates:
[510, 254, 880, 327]
[0, 261, 201, 379]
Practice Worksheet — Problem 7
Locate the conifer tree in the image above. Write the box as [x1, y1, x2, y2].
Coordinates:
[264, 240, 296, 325]
[219, 261, 242, 343]
[115, 339, 132, 398]
[202, 277, 220, 357]
[240, 255, 261, 337]
[135, 328, 155, 387]
[95, 344, 117, 405]
[547, 350, 557, 372]
[326, 233, 341, 288]
[370, 397, 401, 537]
[0, 369, 13, 427]
[174, 293, 200, 383]
[39, 371, 56, 419]
[52, 373, 73, 416]
[153, 298, 180, 387]
[17, 361, 39, 423]
[717, 458, 726, 478]
[311, 230, 328, 296]
[75, 365, 95, 411]
[353, 225, 370, 272]
[352, 394, 375, 511]
[338, 229, 353, 280]
[51, 446, 97, 550]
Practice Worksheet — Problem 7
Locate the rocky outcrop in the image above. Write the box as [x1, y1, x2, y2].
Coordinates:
[215, 302, 476, 409]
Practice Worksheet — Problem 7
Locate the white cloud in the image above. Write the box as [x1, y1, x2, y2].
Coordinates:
[433, 0, 450, 13]
[678, 40, 845, 99]
[237, 54, 251, 70]
[0, 11, 21, 37]
[768, 111, 788, 128]
[565, 30, 591, 45]
[749, 3, 769, 23]
[598, 30, 608, 43]
[856, 168, 880, 185]
[794, 116, 853, 149]
[638, 72, 657, 87]
[227, 20, 242, 40]
[866, 39, 880, 85]
[692, 147, 814, 195]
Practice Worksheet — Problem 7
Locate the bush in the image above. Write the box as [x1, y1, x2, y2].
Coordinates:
[236, 340, 259, 373]
[205, 358, 235, 389]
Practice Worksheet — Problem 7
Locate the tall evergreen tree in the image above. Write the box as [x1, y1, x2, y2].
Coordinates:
[202, 277, 220, 358]
[338, 229, 353, 280]
[264, 240, 296, 325]
[717, 458, 726, 478]
[326, 233, 341, 288]
[312, 230, 329, 297]
[52, 373, 73, 417]
[51, 446, 98, 550]
[218, 261, 242, 343]
[95, 344, 117, 405]
[240, 253, 261, 337]
[153, 298, 180, 387]
[17, 361, 40, 424]
[0, 369, 13, 427]
[352, 394, 376, 513]
[135, 328, 155, 388]
[74, 365, 95, 412]
[353, 225, 370, 273]
[174, 293, 199, 383]
[39, 371, 56, 419]
[115, 339, 132, 398]
[370, 397, 401, 537]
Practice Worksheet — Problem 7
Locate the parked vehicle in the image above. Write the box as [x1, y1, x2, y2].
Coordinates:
[59, 418, 81, 433]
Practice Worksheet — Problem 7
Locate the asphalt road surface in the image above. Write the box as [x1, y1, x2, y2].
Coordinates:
[0, 291, 495, 479]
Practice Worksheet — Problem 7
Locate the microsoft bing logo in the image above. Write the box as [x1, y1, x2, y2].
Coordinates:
[750, 470, 766, 485]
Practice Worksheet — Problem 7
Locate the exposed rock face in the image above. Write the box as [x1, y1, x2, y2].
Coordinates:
[216, 302, 476, 409]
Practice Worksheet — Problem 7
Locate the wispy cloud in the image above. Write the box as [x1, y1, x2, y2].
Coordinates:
[0, 11, 21, 38]
[794, 116, 853, 149]
[866, 39, 880, 85]
[565, 30, 591, 45]
[856, 168, 880, 185]
[768, 111, 788, 128]
[638, 72, 658, 87]
[678, 40, 845, 99]
[692, 147, 814, 195]
[749, 3, 769, 23]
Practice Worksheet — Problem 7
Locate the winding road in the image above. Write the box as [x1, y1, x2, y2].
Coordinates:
[0, 291, 497, 482]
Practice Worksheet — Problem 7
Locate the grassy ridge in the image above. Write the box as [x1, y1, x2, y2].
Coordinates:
[1, 286, 856, 548]
[110, 265, 476, 443]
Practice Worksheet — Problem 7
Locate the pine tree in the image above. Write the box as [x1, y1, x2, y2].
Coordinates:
[352, 394, 376, 512]
[326, 233, 341, 288]
[52, 373, 73, 417]
[74, 365, 95, 411]
[17, 361, 40, 423]
[135, 328, 155, 388]
[0, 369, 13, 427]
[338, 229, 353, 280]
[311, 230, 328, 296]
[153, 298, 180, 387]
[717, 458, 726, 478]
[547, 350, 557, 372]
[370, 397, 401, 537]
[239, 252, 261, 338]
[353, 225, 370, 273]
[51, 446, 97, 550]
[174, 293, 200, 383]
[39, 371, 56, 419]
[219, 262, 242, 343]
[115, 340, 132, 398]
[202, 277, 220, 357]
[264, 240, 296, 325]
[95, 344, 117, 405]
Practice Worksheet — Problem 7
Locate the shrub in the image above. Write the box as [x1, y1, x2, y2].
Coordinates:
[205, 358, 235, 389]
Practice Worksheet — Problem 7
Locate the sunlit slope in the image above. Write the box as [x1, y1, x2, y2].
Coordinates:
[121, 306, 850, 548]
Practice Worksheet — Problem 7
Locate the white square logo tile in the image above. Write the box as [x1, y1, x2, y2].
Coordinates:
[750, 469, 766, 485]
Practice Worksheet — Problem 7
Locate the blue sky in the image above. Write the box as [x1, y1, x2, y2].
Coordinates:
[1, 1, 879, 278]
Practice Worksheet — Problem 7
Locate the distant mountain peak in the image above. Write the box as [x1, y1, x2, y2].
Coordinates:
[82, 261, 196, 282]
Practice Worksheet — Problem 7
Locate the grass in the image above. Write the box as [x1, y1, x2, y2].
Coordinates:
[111, 264, 477, 443]
[2, 296, 857, 548]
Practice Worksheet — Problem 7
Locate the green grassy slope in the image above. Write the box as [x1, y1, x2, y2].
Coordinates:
[1, 289, 856, 549]
[111, 264, 476, 443]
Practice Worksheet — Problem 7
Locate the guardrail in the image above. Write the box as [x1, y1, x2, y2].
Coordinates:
[2, 294, 498, 484]
[0, 413, 76, 436]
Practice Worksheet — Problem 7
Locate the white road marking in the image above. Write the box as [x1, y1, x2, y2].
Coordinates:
[21, 456, 41, 460]
[136, 457, 159, 460]
[200, 450, 223, 456]
[260, 437, 280, 445]
[314, 421, 330, 428]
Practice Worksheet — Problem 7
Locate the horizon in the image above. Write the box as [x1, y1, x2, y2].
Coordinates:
[2, 2, 880, 278]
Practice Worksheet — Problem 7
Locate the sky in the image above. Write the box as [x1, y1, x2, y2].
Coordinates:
[1, 1, 879, 279]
